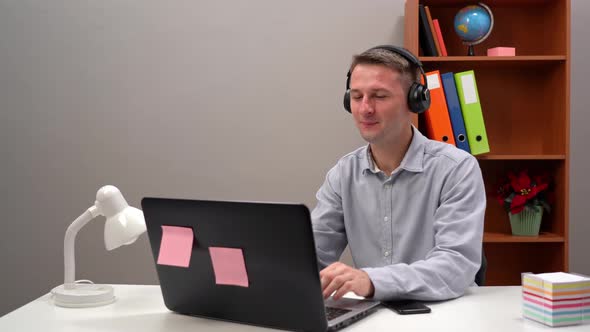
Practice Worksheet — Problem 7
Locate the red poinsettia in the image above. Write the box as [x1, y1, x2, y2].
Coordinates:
[494, 170, 552, 214]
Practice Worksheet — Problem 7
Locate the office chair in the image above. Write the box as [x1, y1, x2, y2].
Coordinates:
[475, 251, 487, 286]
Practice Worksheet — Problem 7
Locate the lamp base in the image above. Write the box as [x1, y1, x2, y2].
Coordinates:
[51, 284, 116, 308]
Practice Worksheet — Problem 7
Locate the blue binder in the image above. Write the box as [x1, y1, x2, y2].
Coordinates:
[441, 72, 470, 153]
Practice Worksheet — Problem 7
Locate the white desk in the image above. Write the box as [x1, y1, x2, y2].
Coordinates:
[1, 285, 588, 331]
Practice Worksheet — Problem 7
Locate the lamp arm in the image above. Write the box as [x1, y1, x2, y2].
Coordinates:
[63, 205, 101, 289]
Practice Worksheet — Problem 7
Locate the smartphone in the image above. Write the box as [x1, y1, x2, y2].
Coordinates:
[381, 300, 431, 315]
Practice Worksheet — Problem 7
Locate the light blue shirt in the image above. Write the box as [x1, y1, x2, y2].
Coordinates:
[311, 126, 485, 301]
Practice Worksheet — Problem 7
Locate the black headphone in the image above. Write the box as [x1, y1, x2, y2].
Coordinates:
[343, 45, 431, 114]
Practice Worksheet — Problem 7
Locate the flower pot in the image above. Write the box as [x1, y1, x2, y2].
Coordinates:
[509, 206, 543, 236]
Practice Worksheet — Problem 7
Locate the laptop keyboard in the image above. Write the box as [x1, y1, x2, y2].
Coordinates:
[325, 306, 351, 320]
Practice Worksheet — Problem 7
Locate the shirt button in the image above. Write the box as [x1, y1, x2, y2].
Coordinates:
[384, 251, 390, 257]
[384, 216, 389, 221]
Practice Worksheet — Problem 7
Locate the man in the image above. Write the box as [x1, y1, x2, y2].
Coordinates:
[311, 45, 485, 302]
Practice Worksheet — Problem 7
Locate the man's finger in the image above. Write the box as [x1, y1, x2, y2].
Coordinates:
[332, 281, 353, 300]
[320, 264, 346, 289]
[320, 275, 330, 290]
[322, 279, 339, 299]
[322, 276, 344, 299]
[322, 274, 350, 299]
[320, 262, 344, 277]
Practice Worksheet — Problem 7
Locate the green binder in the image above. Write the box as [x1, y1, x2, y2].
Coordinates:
[454, 70, 490, 155]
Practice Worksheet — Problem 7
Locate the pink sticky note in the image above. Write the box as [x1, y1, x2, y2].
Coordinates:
[209, 247, 249, 287]
[157, 226, 194, 267]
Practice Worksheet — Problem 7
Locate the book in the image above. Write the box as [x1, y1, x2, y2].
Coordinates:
[424, 6, 441, 56]
[418, 5, 437, 56]
[432, 19, 448, 56]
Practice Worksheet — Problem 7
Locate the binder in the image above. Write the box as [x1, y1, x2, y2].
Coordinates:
[454, 70, 490, 155]
[441, 72, 470, 153]
[418, 5, 437, 56]
[423, 70, 456, 146]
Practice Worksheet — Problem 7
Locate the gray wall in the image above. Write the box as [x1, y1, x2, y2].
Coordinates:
[0, 0, 588, 317]
[0, 0, 403, 315]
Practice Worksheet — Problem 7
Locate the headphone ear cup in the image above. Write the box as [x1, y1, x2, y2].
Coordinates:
[407, 83, 431, 114]
[343, 89, 351, 113]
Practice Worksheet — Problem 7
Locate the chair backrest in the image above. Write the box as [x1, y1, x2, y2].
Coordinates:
[475, 251, 487, 286]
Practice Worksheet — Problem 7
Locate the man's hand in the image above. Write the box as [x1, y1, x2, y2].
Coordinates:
[319, 262, 375, 300]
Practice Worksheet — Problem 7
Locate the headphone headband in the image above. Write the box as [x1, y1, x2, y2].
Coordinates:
[369, 45, 424, 69]
[345, 45, 428, 91]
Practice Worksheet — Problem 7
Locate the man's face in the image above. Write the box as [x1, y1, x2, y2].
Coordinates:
[349, 64, 411, 146]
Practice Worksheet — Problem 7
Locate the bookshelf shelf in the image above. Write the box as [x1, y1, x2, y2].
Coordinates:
[420, 56, 566, 63]
[476, 154, 566, 160]
[484, 232, 565, 243]
[421, 0, 553, 5]
[405, 0, 570, 286]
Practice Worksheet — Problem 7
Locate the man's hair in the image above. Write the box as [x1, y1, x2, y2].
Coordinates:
[349, 48, 421, 93]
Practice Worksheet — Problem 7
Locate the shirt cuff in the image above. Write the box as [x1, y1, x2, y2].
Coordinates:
[361, 266, 401, 301]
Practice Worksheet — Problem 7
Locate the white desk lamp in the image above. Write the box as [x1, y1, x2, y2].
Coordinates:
[50, 185, 146, 308]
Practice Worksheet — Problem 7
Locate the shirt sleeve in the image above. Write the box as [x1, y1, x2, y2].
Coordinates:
[311, 164, 348, 270]
[362, 156, 486, 301]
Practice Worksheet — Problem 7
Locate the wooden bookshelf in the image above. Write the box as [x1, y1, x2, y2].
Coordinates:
[405, 0, 570, 285]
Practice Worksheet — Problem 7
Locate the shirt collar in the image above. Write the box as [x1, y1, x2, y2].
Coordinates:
[362, 125, 427, 175]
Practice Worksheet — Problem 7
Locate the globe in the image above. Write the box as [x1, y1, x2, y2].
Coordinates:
[454, 3, 494, 56]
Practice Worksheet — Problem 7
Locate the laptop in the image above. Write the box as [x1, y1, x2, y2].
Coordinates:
[141, 197, 380, 332]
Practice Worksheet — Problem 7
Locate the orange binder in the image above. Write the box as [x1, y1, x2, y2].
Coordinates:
[422, 70, 456, 146]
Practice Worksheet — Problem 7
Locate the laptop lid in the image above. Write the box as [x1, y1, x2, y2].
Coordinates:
[141, 197, 378, 332]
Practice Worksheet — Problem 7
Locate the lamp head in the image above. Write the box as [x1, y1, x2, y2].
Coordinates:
[95, 185, 146, 251]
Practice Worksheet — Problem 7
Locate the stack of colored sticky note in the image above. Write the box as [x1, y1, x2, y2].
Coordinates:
[522, 272, 590, 327]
